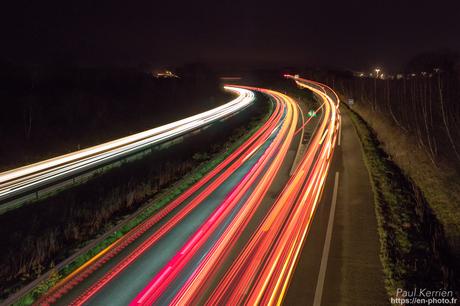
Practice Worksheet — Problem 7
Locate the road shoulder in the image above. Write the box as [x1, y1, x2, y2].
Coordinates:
[285, 112, 388, 305]
[321, 112, 388, 305]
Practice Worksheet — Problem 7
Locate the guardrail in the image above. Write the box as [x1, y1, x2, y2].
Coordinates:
[0, 86, 255, 214]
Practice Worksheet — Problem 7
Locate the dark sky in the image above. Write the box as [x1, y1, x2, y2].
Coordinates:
[1, 0, 459, 71]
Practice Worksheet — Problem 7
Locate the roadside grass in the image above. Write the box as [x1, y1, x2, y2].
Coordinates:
[12, 99, 273, 306]
[343, 105, 454, 297]
[350, 104, 460, 258]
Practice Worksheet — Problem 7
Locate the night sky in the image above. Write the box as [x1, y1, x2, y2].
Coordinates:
[1, 0, 459, 71]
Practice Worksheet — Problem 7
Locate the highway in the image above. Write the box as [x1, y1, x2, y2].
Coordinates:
[284, 78, 388, 305]
[0, 86, 254, 207]
[202, 77, 340, 305]
[26, 80, 340, 305]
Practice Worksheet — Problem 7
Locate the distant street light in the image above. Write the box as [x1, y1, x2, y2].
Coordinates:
[373, 68, 381, 110]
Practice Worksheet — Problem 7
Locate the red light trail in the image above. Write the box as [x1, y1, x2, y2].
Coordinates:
[37, 78, 340, 306]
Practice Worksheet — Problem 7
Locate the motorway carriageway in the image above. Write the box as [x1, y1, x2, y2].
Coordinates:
[0, 86, 254, 207]
[37, 81, 340, 306]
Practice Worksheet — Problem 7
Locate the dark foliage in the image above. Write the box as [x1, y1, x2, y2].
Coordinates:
[0, 65, 229, 170]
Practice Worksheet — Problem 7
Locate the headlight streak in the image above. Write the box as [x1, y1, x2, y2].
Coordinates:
[0, 86, 254, 203]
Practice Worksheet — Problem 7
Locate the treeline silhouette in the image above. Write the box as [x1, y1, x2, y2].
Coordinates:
[0, 63, 228, 170]
[302, 51, 460, 167]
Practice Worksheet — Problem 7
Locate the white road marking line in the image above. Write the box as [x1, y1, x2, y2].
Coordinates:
[313, 171, 340, 306]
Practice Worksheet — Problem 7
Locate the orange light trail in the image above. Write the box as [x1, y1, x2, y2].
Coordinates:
[130, 88, 299, 305]
[39, 79, 341, 306]
[205, 76, 340, 305]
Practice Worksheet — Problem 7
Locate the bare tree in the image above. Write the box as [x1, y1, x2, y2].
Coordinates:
[437, 71, 460, 161]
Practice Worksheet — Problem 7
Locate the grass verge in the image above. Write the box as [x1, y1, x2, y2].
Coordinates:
[343, 105, 454, 297]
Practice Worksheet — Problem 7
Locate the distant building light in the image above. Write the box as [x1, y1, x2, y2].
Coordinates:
[154, 70, 179, 79]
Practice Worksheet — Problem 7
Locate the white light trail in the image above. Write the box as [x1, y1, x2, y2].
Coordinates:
[0, 86, 255, 202]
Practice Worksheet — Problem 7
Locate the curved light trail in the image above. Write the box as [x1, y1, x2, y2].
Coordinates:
[206, 77, 340, 305]
[37, 85, 286, 305]
[0, 86, 254, 204]
[33, 79, 340, 306]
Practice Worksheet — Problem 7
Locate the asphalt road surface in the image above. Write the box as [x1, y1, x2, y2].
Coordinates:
[285, 112, 388, 306]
